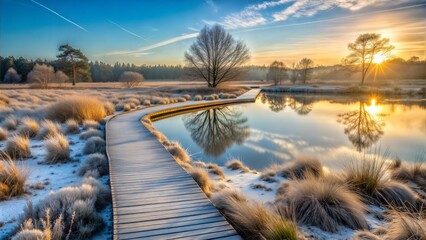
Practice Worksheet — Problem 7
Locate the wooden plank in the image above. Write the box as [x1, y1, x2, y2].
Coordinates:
[106, 90, 261, 239]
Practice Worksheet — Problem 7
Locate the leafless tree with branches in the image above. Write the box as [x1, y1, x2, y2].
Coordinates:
[267, 61, 287, 85]
[344, 33, 394, 85]
[184, 24, 250, 88]
[119, 71, 144, 88]
[297, 58, 314, 84]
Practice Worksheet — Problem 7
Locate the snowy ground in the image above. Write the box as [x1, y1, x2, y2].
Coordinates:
[0, 125, 112, 239]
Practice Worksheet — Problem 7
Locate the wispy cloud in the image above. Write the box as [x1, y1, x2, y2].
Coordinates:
[103, 32, 199, 56]
[206, 0, 413, 29]
[107, 19, 147, 41]
[30, 0, 87, 32]
[187, 27, 200, 32]
[205, 0, 218, 13]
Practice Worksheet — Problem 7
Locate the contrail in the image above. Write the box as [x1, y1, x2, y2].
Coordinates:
[107, 19, 147, 41]
[104, 32, 199, 56]
[30, 0, 87, 32]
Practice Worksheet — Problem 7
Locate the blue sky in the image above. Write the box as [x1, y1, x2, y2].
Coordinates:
[0, 0, 425, 65]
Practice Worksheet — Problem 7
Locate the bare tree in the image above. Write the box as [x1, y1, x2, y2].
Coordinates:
[344, 33, 394, 85]
[119, 71, 144, 88]
[266, 61, 287, 85]
[289, 62, 298, 84]
[3, 68, 21, 83]
[297, 58, 314, 84]
[27, 64, 69, 89]
[184, 24, 250, 88]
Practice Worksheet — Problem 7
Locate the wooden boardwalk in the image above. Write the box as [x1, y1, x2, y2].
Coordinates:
[106, 89, 261, 239]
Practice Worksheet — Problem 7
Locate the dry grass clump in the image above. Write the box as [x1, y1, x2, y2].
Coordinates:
[5, 135, 31, 159]
[103, 101, 115, 115]
[226, 159, 249, 172]
[0, 127, 8, 141]
[17, 117, 40, 138]
[0, 94, 10, 104]
[63, 119, 80, 134]
[189, 167, 214, 196]
[83, 136, 106, 155]
[142, 99, 151, 106]
[123, 103, 132, 112]
[345, 154, 419, 208]
[2, 117, 18, 131]
[44, 96, 106, 122]
[13, 210, 65, 240]
[193, 95, 202, 101]
[44, 134, 70, 164]
[392, 161, 426, 187]
[384, 211, 426, 240]
[78, 153, 108, 177]
[211, 189, 298, 240]
[82, 120, 100, 130]
[150, 129, 169, 144]
[79, 129, 104, 140]
[207, 163, 225, 179]
[0, 156, 28, 200]
[37, 120, 61, 140]
[277, 157, 323, 179]
[275, 175, 368, 232]
[181, 94, 191, 100]
[17, 177, 110, 239]
[166, 142, 190, 163]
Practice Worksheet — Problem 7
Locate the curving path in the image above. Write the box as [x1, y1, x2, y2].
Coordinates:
[106, 89, 261, 239]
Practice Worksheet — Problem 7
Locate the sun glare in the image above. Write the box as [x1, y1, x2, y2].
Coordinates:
[366, 98, 381, 116]
[373, 53, 386, 64]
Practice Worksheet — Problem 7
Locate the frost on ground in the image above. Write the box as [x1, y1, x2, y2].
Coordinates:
[0, 127, 112, 238]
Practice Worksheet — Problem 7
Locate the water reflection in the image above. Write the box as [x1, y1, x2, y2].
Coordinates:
[260, 93, 314, 115]
[183, 106, 250, 157]
[337, 99, 386, 151]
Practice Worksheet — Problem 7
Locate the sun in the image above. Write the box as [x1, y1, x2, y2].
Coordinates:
[373, 53, 386, 64]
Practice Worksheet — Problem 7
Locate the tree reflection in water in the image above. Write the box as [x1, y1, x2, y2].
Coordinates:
[338, 100, 386, 151]
[260, 93, 314, 115]
[183, 106, 250, 157]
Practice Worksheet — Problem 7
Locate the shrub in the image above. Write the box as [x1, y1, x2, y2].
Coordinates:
[17, 118, 40, 138]
[392, 161, 426, 187]
[345, 154, 419, 208]
[79, 129, 104, 140]
[5, 135, 31, 159]
[37, 120, 61, 140]
[4, 68, 22, 84]
[177, 97, 187, 102]
[208, 163, 225, 179]
[182, 94, 191, 100]
[211, 189, 297, 239]
[226, 159, 249, 172]
[83, 136, 106, 155]
[3, 117, 18, 130]
[143, 99, 151, 106]
[119, 71, 144, 88]
[103, 102, 115, 115]
[193, 95, 202, 101]
[18, 177, 109, 239]
[0, 94, 10, 104]
[123, 103, 131, 112]
[82, 120, 100, 130]
[63, 119, 80, 134]
[385, 211, 426, 240]
[203, 95, 215, 100]
[44, 96, 106, 122]
[0, 127, 8, 141]
[78, 153, 108, 177]
[44, 134, 71, 164]
[0, 157, 28, 200]
[12, 229, 45, 240]
[275, 175, 368, 232]
[189, 168, 214, 196]
[166, 142, 190, 163]
[277, 157, 323, 179]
